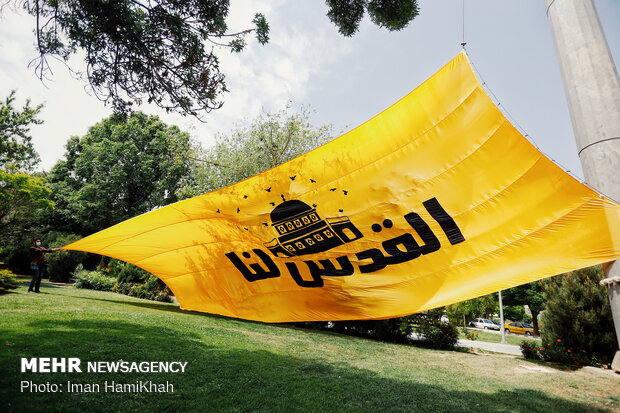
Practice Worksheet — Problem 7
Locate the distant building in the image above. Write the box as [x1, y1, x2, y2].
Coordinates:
[264, 200, 363, 258]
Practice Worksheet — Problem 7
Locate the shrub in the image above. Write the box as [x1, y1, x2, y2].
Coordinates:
[372, 318, 412, 342]
[464, 329, 479, 341]
[520, 341, 539, 360]
[416, 310, 459, 350]
[540, 265, 616, 366]
[116, 262, 151, 284]
[74, 270, 116, 291]
[2, 239, 33, 274]
[101, 258, 126, 277]
[330, 317, 411, 343]
[112, 275, 172, 303]
[0, 269, 19, 294]
[43, 232, 88, 282]
[522, 338, 594, 367]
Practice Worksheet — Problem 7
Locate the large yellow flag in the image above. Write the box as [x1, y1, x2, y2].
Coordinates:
[64, 52, 620, 322]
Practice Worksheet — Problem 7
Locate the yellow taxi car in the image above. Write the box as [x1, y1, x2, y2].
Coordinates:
[504, 322, 535, 336]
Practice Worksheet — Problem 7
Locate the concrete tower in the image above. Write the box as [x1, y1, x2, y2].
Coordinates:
[545, 0, 620, 370]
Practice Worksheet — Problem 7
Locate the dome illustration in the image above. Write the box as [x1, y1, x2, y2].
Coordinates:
[263, 200, 363, 258]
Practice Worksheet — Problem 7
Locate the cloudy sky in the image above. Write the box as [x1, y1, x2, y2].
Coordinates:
[1, 0, 619, 178]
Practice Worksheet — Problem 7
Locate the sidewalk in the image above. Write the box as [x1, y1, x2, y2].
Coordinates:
[457, 338, 522, 356]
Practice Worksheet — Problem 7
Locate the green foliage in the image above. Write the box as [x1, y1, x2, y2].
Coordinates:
[326, 0, 419, 36]
[464, 329, 478, 341]
[42, 232, 88, 282]
[113, 276, 172, 303]
[416, 310, 459, 350]
[520, 341, 540, 360]
[74, 269, 116, 291]
[503, 305, 525, 322]
[75, 262, 171, 302]
[2, 238, 32, 274]
[330, 317, 411, 342]
[115, 262, 152, 284]
[179, 105, 333, 198]
[47, 113, 191, 234]
[16, 1, 269, 119]
[446, 295, 498, 327]
[0, 269, 19, 294]
[101, 258, 171, 302]
[521, 339, 599, 367]
[540, 266, 616, 366]
[0, 170, 52, 245]
[0, 91, 43, 171]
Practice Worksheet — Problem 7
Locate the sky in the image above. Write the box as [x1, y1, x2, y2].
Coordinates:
[1, 0, 619, 179]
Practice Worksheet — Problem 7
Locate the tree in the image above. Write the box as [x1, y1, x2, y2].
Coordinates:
[7, 1, 419, 119]
[12, 0, 269, 119]
[540, 266, 617, 365]
[0, 90, 43, 171]
[0, 170, 52, 244]
[179, 105, 334, 198]
[326, 0, 419, 36]
[0, 91, 50, 246]
[502, 282, 545, 335]
[47, 112, 191, 235]
[446, 295, 498, 327]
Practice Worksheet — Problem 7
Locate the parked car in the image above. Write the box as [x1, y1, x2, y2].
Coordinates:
[468, 318, 500, 330]
[504, 322, 534, 335]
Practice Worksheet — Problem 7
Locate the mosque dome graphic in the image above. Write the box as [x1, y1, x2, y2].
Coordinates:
[263, 200, 363, 258]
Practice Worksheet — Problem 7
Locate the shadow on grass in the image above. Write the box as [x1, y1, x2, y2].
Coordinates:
[0, 318, 608, 413]
[73, 294, 185, 314]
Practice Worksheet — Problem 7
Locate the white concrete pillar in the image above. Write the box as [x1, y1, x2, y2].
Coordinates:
[544, 0, 620, 370]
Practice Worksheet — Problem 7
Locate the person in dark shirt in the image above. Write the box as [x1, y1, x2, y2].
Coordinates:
[29, 238, 59, 293]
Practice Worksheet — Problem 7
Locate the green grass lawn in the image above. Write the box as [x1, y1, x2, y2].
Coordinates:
[2, 279, 619, 413]
[459, 328, 542, 347]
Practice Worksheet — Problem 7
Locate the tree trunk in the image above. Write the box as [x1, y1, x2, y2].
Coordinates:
[97, 255, 107, 270]
[531, 310, 540, 336]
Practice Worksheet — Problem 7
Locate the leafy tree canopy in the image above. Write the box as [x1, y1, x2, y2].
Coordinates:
[0, 90, 43, 171]
[326, 0, 419, 36]
[47, 112, 191, 234]
[15, 0, 269, 119]
[179, 105, 334, 198]
[0, 91, 49, 246]
[9, 1, 419, 119]
[0, 170, 53, 244]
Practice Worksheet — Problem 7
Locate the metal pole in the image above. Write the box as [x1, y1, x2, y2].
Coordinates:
[499, 290, 506, 344]
[545, 0, 620, 371]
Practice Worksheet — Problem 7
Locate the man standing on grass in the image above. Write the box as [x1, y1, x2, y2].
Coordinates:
[28, 238, 59, 293]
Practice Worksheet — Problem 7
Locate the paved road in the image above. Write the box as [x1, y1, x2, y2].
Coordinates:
[457, 339, 522, 356]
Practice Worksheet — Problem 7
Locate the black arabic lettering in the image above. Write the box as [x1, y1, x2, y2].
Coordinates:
[382, 233, 422, 264]
[355, 248, 388, 274]
[225, 249, 281, 282]
[286, 256, 354, 288]
[404, 212, 440, 255]
[305, 256, 354, 277]
[285, 262, 323, 288]
[422, 197, 466, 245]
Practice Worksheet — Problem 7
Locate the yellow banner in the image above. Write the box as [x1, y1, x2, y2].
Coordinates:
[64, 52, 620, 322]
